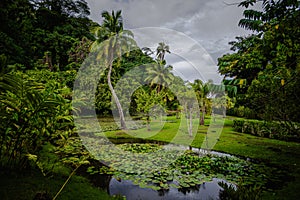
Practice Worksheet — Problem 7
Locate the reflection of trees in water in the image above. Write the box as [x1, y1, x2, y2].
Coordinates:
[91, 174, 112, 193]
[77, 160, 112, 193]
[155, 182, 203, 196]
[158, 182, 199, 196]
[157, 188, 169, 196]
[178, 184, 201, 195]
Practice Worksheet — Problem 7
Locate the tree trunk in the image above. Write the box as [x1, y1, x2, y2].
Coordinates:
[45, 52, 53, 71]
[188, 108, 193, 137]
[107, 60, 127, 130]
[147, 116, 151, 131]
[176, 111, 180, 119]
[200, 106, 205, 125]
[222, 107, 226, 118]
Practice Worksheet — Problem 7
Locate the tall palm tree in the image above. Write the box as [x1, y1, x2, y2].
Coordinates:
[144, 42, 173, 93]
[95, 10, 134, 129]
[156, 42, 170, 62]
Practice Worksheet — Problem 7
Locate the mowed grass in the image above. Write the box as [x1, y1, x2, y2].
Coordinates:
[99, 115, 300, 165]
[100, 116, 204, 146]
[97, 115, 300, 199]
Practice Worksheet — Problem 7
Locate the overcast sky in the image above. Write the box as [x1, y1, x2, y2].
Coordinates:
[85, 0, 256, 82]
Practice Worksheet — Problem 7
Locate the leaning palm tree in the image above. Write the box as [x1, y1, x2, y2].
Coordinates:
[94, 10, 135, 129]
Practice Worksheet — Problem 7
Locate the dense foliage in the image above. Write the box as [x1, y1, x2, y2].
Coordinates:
[0, 0, 96, 70]
[233, 118, 300, 142]
[0, 70, 74, 170]
[218, 0, 300, 122]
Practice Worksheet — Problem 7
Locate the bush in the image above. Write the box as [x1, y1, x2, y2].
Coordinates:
[233, 119, 300, 142]
[0, 72, 74, 169]
[227, 106, 256, 119]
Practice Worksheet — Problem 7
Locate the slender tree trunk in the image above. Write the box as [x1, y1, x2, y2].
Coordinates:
[157, 84, 161, 93]
[212, 110, 216, 122]
[186, 108, 190, 134]
[147, 116, 151, 131]
[189, 108, 193, 137]
[199, 112, 202, 125]
[200, 106, 205, 125]
[107, 60, 127, 130]
[45, 52, 53, 71]
[160, 114, 163, 125]
[176, 111, 180, 119]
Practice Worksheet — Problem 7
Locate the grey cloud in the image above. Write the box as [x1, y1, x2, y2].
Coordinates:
[86, 0, 253, 65]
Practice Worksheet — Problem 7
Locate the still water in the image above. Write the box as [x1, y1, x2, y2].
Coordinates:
[109, 178, 226, 200]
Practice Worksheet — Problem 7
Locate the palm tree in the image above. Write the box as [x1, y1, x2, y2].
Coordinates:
[95, 10, 134, 129]
[141, 47, 154, 56]
[145, 64, 174, 93]
[144, 42, 173, 93]
[156, 42, 170, 62]
[192, 79, 210, 125]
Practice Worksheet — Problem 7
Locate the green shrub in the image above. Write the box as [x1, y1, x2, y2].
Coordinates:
[0, 72, 74, 169]
[233, 119, 300, 142]
[228, 106, 256, 119]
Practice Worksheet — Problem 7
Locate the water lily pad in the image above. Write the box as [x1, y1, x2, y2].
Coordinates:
[170, 183, 180, 189]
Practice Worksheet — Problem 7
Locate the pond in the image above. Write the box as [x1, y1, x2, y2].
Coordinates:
[82, 140, 252, 200]
[80, 134, 292, 200]
[109, 177, 227, 200]
[105, 144, 234, 199]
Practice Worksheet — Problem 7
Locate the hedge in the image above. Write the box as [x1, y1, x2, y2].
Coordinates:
[233, 119, 300, 142]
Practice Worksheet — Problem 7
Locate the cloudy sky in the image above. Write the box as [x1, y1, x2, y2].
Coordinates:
[85, 0, 256, 82]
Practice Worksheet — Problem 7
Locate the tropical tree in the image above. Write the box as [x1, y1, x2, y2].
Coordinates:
[67, 36, 93, 70]
[218, 0, 299, 86]
[141, 47, 154, 56]
[134, 86, 165, 131]
[156, 42, 170, 62]
[145, 63, 174, 93]
[218, 0, 300, 122]
[144, 42, 173, 93]
[179, 85, 199, 137]
[0, 0, 94, 69]
[192, 79, 210, 125]
[94, 10, 136, 129]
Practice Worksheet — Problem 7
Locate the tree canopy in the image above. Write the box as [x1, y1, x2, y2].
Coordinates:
[0, 0, 95, 69]
[218, 0, 300, 122]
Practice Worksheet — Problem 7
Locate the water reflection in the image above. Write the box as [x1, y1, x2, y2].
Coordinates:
[109, 178, 225, 200]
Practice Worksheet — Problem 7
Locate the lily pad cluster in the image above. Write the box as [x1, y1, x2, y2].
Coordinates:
[119, 143, 162, 153]
[85, 142, 269, 191]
